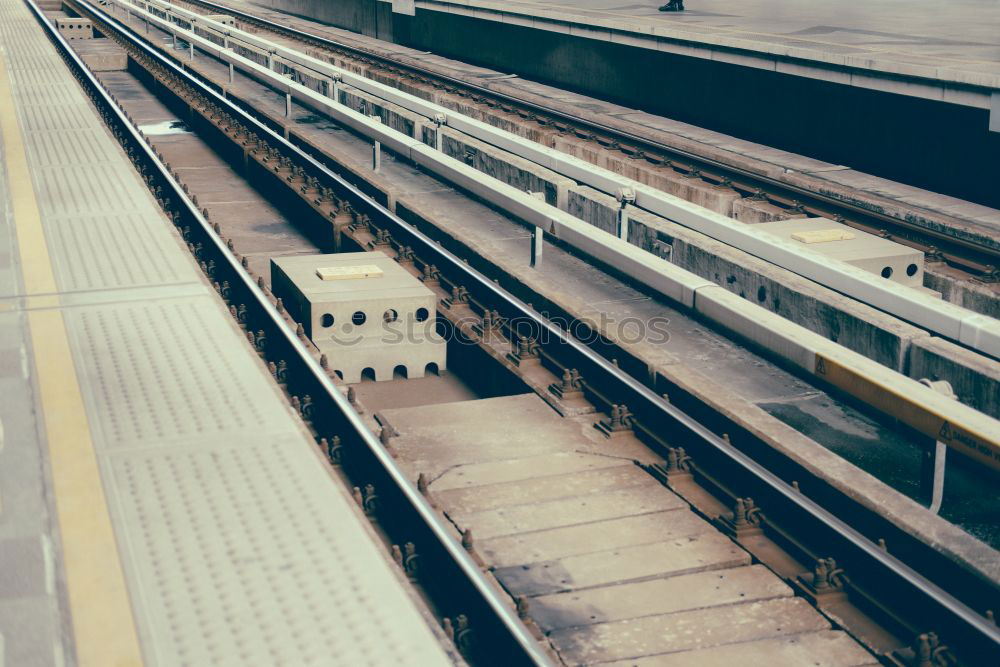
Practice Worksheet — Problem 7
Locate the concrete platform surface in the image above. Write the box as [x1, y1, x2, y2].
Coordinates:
[0, 0, 453, 663]
[424, 0, 1000, 89]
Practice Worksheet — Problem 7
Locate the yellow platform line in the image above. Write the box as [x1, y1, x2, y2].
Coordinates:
[0, 54, 145, 667]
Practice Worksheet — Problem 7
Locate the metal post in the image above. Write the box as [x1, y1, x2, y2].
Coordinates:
[531, 226, 544, 268]
[144, 17, 148, 33]
[525, 191, 545, 268]
[922, 441, 948, 514]
[189, 41, 194, 60]
[617, 206, 629, 243]
[371, 114, 381, 173]
[917, 379, 957, 514]
[615, 187, 635, 244]
[433, 113, 446, 151]
[285, 92, 291, 118]
[172, 32, 177, 49]
[331, 74, 341, 103]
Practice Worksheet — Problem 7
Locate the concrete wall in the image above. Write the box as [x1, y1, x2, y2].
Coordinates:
[392, 9, 999, 209]
[553, 135, 741, 216]
[908, 337, 1000, 420]
[924, 266, 1000, 318]
[563, 185, 927, 372]
[336, 83, 424, 139]
[254, 0, 382, 37]
[427, 127, 574, 208]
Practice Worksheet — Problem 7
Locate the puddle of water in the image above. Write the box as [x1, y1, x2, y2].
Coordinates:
[136, 119, 191, 136]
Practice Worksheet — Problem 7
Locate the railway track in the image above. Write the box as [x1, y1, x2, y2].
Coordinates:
[25, 1, 550, 663]
[94, 0, 1000, 373]
[43, 0, 1000, 662]
[169, 0, 1000, 281]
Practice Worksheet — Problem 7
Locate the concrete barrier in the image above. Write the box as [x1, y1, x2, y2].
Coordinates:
[564, 185, 929, 371]
[924, 265, 1000, 318]
[336, 83, 425, 139]
[908, 337, 1000, 420]
[553, 135, 741, 216]
[427, 126, 575, 208]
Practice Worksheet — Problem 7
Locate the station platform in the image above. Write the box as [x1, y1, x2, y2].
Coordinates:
[0, 0, 452, 663]
[416, 0, 1000, 111]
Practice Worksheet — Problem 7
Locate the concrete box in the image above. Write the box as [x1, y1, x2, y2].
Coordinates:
[204, 14, 237, 26]
[270, 251, 446, 383]
[56, 17, 92, 40]
[754, 218, 925, 287]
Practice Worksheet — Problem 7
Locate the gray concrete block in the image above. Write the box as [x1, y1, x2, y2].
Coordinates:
[479, 511, 710, 568]
[71, 39, 127, 72]
[908, 336, 1000, 419]
[336, 83, 426, 139]
[554, 136, 741, 215]
[530, 565, 791, 631]
[493, 531, 750, 596]
[599, 631, 878, 666]
[563, 185, 928, 371]
[450, 483, 686, 540]
[549, 597, 828, 663]
[435, 464, 652, 514]
[924, 265, 1000, 318]
[426, 126, 576, 207]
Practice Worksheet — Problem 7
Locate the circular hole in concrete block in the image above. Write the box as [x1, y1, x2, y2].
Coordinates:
[415, 307, 429, 322]
[321, 313, 335, 328]
[906, 263, 918, 277]
[881, 266, 893, 279]
[352, 310, 367, 326]
[756, 286, 767, 303]
[383, 309, 398, 323]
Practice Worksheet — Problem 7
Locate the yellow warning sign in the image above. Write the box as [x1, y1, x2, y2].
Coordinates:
[814, 353, 1000, 473]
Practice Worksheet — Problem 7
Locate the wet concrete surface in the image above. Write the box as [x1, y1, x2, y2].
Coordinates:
[763, 397, 1000, 547]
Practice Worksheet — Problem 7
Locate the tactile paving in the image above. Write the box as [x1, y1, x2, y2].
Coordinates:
[0, 4, 198, 294]
[65, 296, 295, 447]
[108, 435, 450, 666]
[0, 1, 453, 662]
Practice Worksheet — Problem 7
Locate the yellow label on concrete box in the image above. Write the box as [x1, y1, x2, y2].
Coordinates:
[316, 264, 384, 281]
[791, 229, 855, 244]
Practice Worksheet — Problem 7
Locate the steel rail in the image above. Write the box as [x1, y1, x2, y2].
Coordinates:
[26, 0, 553, 663]
[62, 1, 1000, 661]
[180, 0, 1000, 271]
